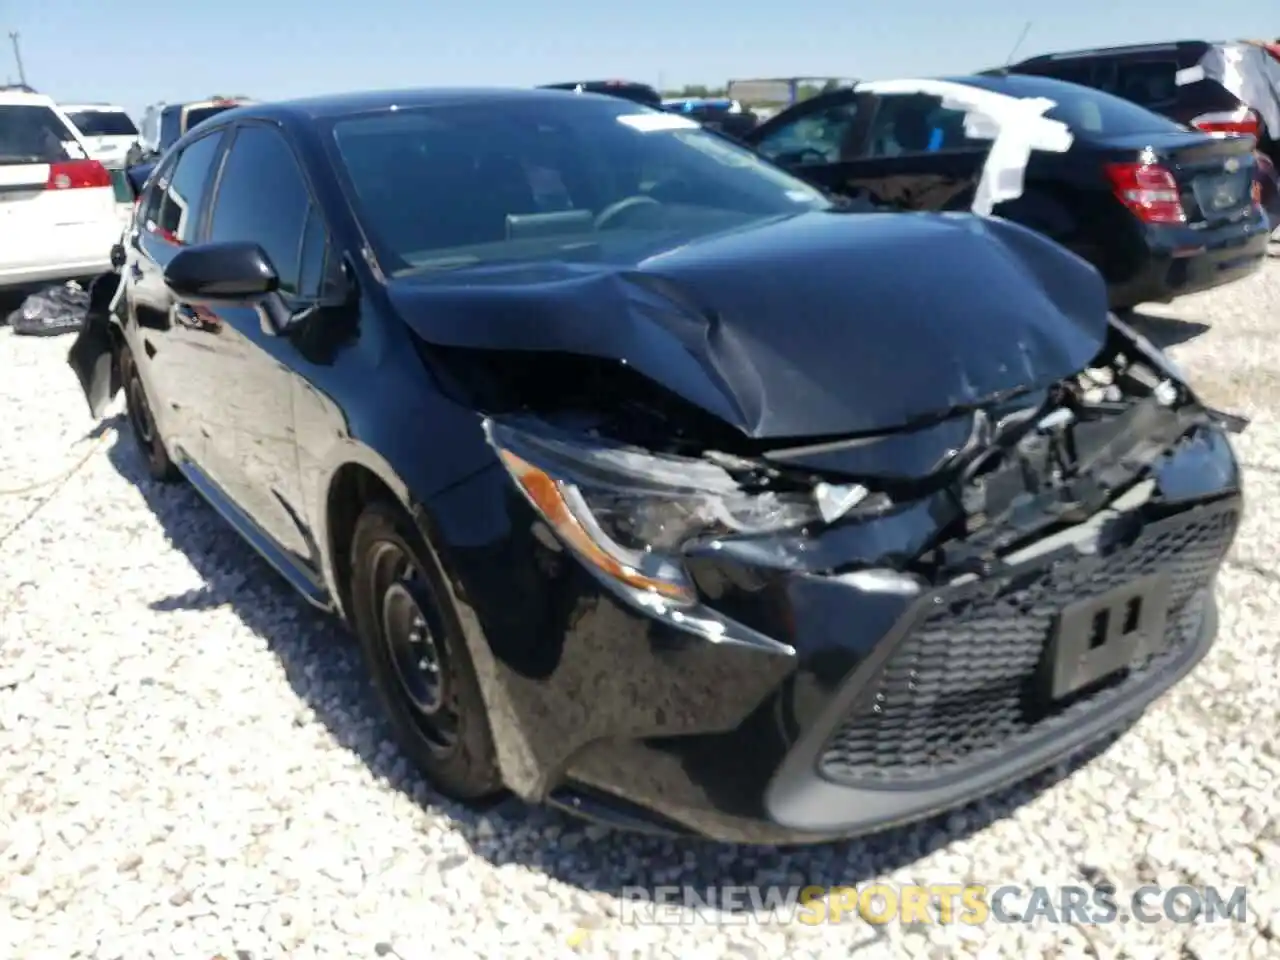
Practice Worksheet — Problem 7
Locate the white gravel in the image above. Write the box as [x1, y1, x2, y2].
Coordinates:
[2, 257, 1280, 959]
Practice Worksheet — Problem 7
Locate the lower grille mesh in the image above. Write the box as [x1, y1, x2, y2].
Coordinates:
[818, 504, 1239, 785]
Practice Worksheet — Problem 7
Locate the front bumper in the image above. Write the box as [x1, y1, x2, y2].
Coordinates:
[426, 422, 1241, 845]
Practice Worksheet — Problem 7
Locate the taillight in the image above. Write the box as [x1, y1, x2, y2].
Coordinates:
[1191, 107, 1262, 143]
[45, 158, 112, 190]
[1104, 162, 1187, 225]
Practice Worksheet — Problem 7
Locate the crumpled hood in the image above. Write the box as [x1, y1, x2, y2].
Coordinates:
[388, 210, 1110, 438]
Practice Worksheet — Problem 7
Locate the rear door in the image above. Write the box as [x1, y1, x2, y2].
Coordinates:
[0, 99, 116, 275]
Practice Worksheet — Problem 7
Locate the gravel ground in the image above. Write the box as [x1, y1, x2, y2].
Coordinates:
[2, 256, 1279, 959]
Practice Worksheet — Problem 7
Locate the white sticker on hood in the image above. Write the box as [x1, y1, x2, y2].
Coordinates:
[618, 112, 699, 132]
[1175, 65, 1206, 85]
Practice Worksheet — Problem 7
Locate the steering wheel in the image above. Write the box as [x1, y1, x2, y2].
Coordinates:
[594, 195, 663, 230]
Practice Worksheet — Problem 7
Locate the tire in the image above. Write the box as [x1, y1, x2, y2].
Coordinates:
[119, 342, 179, 482]
[349, 500, 503, 801]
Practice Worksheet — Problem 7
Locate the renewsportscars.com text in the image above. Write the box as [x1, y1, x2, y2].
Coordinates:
[618, 883, 1249, 926]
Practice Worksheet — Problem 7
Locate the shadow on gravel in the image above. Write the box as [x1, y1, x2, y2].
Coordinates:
[101, 419, 1132, 907]
[1122, 311, 1211, 350]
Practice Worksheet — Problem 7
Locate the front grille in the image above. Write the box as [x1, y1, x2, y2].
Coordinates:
[819, 503, 1238, 785]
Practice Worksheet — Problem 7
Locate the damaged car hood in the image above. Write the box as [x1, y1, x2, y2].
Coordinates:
[388, 210, 1110, 439]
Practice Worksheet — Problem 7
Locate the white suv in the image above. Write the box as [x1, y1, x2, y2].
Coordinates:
[0, 90, 123, 289]
[60, 103, 140, 170]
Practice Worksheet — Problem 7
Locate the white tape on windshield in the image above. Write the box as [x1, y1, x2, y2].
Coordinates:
[617, 112, 699, 132]
[857, 78, 1074, 216]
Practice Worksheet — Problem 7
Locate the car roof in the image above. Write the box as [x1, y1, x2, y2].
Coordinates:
[61, 103, 128, 112]
[203, 87, 621, 124]
[0, 90, 56, 107]
[1012, 40, 1215, 64]
[940, 73, 1104, 100]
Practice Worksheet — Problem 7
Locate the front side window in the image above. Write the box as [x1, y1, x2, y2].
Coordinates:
[207, 124, 312, 297]
[862, 94, 989, 159]
[753, 100, 860, 164]
[331, 98, 830, 276]
[153, 132, 224, 245]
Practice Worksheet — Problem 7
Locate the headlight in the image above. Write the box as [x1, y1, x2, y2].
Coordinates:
[487, 421, 856, 605]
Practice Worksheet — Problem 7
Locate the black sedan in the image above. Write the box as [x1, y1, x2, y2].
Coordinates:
[744, 73, 1271, 310]
[69, 88, 1244, 844]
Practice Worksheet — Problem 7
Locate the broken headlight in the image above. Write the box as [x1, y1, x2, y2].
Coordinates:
[486, 420, 823, 604]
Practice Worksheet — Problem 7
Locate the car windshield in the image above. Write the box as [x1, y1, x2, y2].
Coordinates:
[0, 104, 78, 164]
[1041, 81, 1187, 136]
[331, 98, 830, 276]
[68, 110, 138, 137]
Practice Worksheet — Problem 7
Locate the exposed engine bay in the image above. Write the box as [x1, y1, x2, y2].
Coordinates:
[422, 314, 1246, 593]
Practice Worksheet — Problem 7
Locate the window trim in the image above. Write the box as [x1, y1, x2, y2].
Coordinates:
[203, 118, 337, 309]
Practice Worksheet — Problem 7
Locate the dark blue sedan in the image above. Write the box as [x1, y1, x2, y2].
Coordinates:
[69, 88, 1243, 844]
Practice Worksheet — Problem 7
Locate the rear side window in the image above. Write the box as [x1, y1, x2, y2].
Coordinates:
[1107, 60, 1180, 109]
[207, 124, 312, 297]
[863, 94, 990, 158]
[0, 104, 82, 165]
[1042, 82, 1188, 137]
[68, 110, 139, 137]
[153, 132, 224, 245]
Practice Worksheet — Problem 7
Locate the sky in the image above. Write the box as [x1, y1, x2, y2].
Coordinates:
[2, 0, 1276, 118]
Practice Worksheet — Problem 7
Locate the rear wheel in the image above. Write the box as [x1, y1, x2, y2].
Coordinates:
[349, 500, 503, 801]
[119, 342, 179, 482]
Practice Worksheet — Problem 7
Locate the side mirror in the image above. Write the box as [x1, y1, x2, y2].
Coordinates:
[110, 243, 126, 270]
[164, 241, 279, 303]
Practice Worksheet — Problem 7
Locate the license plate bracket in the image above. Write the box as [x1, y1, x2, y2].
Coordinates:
[1043, 571, 1171, 701]
[1193, 171, 1247, 214]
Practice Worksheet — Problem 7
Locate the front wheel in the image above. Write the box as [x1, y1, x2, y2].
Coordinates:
[119, 342, 179, 482]
[349, 501, 503, 801]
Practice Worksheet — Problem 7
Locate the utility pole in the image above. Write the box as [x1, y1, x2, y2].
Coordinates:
[9, 32, 27, 86]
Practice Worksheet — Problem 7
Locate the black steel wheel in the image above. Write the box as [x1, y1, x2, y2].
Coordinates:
[370, 542, 460, 754]
[350, 500, 503, 800]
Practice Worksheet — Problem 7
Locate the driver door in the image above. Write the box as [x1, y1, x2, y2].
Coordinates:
[746, 90, 991, 212]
